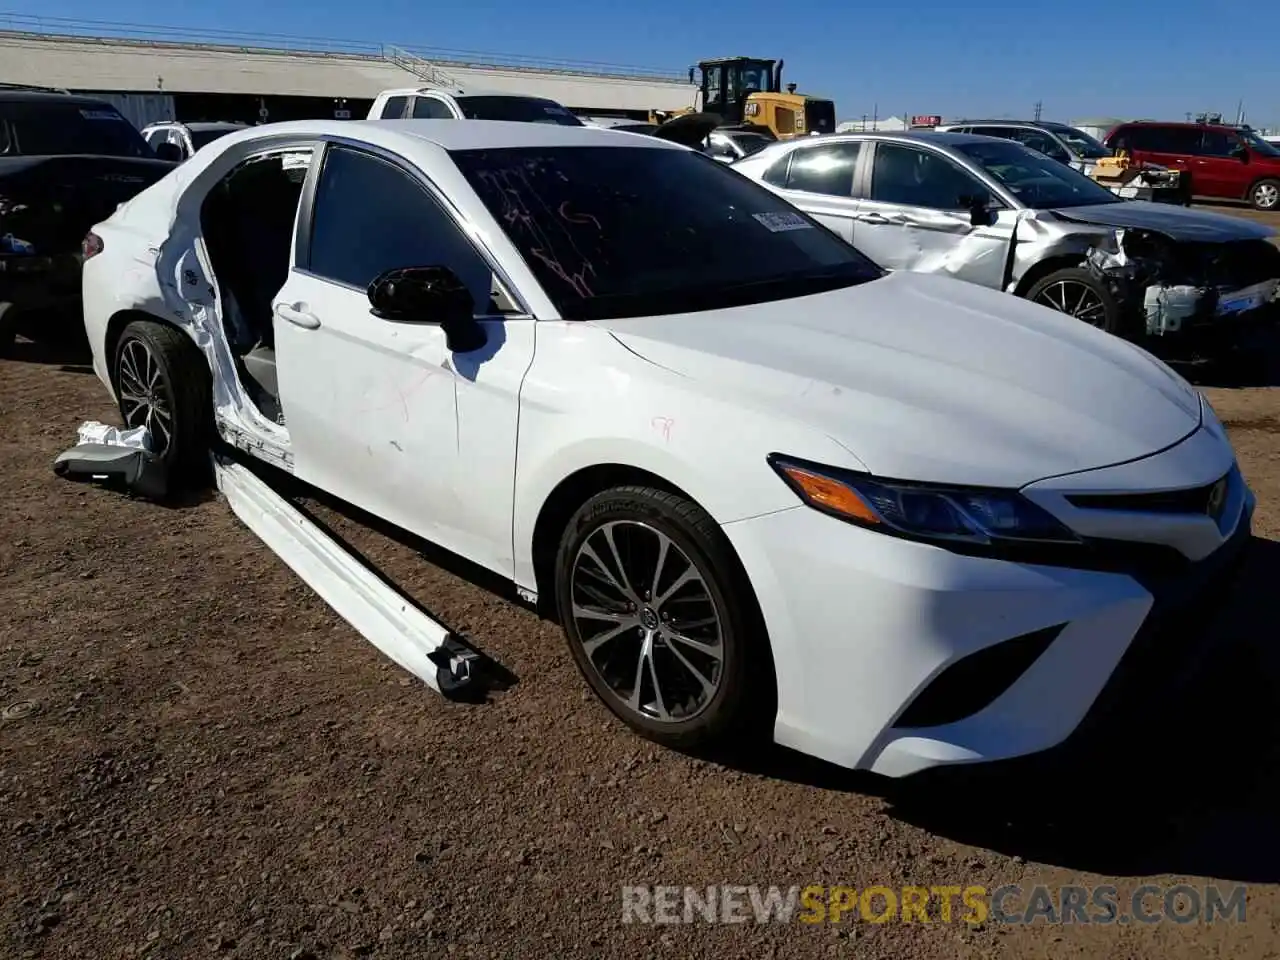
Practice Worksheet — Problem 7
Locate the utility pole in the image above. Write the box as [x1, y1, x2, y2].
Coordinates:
[1033, 100, 1043, 122]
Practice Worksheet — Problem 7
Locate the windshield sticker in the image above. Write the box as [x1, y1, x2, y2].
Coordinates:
[753, 211, 814, 233]
[280, 152, 312, 170]
[79, 109, 125, 122]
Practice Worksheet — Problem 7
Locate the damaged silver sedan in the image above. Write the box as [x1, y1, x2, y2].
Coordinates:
[733, 130, 1280, 344]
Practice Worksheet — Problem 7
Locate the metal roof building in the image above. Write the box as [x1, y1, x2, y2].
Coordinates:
[0, 23, 696, 115]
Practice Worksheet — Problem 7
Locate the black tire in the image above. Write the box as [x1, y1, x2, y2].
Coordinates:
[112, 319, 213, 485]
[1024, 266, 1128, 337]
[554, 485, 775, 753]
[0, 301, 19, 357]
[1249, 178, 1280, 212]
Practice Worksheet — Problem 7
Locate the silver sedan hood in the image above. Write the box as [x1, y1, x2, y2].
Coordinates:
[1052, 200, 1276, 242]
[599, 271, 1202, 489]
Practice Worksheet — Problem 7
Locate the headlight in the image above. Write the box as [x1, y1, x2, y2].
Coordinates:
[768, 455, 1078, 546]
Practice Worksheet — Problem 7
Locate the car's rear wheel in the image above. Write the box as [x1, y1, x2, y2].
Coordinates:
[554, 485, 773, 753]
[1249, 179, 1280, 212]
[112, 319, 213, 484]
[1025, 267, 1126, 336]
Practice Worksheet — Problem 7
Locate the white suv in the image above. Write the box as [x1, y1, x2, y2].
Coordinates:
[368, 86, 583, 125]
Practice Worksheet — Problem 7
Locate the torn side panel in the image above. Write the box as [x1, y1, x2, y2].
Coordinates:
[213, 455, 488, 697]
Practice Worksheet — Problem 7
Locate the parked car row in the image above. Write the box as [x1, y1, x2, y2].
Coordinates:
[732, 130, 1280, 346]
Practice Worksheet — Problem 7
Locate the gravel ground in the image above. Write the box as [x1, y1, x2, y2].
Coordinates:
[4, 209, 1280, 959]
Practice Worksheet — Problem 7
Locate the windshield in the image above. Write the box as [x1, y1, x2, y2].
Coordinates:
[189, 127, 239, 150]
[955, 139, 1122, 209]
[450, 145, 882, 320]
[456, 96, 583, 126]
[4, 102, 152, 158]
[1241, 130, 1280, 157]
[1045, 124, 1111, 159]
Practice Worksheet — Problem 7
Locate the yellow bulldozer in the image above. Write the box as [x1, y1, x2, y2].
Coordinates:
[650, 56, 836, 141]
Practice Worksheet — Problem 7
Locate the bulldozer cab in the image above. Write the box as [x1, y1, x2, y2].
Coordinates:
[695, 57, 778, 124]
[690, 56, 835, 140]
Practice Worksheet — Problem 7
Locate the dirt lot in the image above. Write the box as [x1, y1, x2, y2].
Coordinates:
[4, 206, 1280, 960]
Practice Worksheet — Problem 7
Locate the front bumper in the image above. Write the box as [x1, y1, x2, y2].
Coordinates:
[723, 427, 1251, 777]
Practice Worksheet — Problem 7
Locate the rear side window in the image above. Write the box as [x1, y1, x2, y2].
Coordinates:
[410, 97, 453, 119]
[1120, 125, 1200, 154]
[762, 152, 791, 187]
[970, 125, 1020, 139]
[379, 96, 409, 119]
[778, 142, 862, 197]
[306, 145, 495, 310]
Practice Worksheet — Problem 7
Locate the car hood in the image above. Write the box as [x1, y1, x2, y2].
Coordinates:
[596, 271, 1202, 488]
[1051, 200, 1275, 242]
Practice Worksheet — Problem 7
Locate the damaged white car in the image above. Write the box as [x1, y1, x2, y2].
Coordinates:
[81, 120, 1254, 777]
[734, 130, 1280, 344]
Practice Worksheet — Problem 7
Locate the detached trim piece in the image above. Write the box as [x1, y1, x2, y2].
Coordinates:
[214, 455, 460, 694]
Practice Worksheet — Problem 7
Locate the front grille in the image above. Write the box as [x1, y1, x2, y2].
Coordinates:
[1066, 473, 1225, 514]
[1172, 239, 1280, 289]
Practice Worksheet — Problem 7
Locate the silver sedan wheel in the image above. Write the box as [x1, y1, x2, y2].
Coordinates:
[1255, 182, 1280, 210]
[117, 338, 173, 454]
[569, 520, 724, 723]
[1033, 279, 1108, 328]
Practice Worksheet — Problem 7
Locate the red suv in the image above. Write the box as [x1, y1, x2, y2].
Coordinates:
[1103, 121, 1280, 211]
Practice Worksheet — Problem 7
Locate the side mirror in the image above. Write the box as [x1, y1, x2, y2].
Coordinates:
[154, 142, 183, 163]
[367, 266, 487, 353]
[1231, 144, 1249, 161]
[961, 193, 995, 226]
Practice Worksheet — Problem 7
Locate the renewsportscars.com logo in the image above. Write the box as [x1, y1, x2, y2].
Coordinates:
[621, 884, 1248, 925]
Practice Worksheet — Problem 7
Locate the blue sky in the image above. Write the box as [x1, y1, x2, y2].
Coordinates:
[2, 1, 1278, 127]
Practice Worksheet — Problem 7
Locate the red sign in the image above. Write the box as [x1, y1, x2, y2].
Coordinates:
[911, 115, 942, 127]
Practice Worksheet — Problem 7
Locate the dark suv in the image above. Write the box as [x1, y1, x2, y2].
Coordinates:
[0, 88, 175, 353]
[1103, 121, 1280, 210]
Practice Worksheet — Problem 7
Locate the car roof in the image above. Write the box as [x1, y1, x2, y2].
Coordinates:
[0, 90, 112, 106]
[946, 119, 1043, 126]
[224, 118, 683, 152]
[377, 86, 539, 101]
[186, 121, 247, 131]
[1114, 120, 1238, 131]
[824, 130, 998, 147]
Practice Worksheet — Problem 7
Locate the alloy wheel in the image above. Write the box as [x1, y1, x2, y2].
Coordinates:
[569, 520, 724, 723]
[117, 338, 174, 454]
[1033, 280, 1108, 328]
[1255, 183, 1279, 210]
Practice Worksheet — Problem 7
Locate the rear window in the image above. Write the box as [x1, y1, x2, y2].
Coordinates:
[1, 101, 152, 158]
[455, 96, 583, 126]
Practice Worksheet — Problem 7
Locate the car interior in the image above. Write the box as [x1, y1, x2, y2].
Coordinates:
[200, 151, 310, 424]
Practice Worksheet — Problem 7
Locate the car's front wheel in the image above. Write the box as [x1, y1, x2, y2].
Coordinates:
[112, 319, 213, 484]
[554, 485, 773, 753]
[1025, 267, 1126, 337]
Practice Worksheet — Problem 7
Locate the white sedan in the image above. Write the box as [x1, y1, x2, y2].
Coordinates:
[81, 119, 1253, 777]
